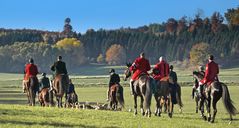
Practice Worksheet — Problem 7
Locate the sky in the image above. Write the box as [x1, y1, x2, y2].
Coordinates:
[0, 0, 238, 33]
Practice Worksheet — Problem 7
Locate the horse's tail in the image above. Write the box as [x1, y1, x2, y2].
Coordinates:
[221, 83, 238, 116]
[117, 85, 124, 108]
[57, 75, 68, 96]
[144, 78, 152, 109]
[176, 83, 183, 108]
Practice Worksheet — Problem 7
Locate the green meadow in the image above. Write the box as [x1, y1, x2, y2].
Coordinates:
[0, 67, 239, 128]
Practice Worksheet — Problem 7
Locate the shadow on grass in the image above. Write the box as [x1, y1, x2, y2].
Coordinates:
[0, 119, 120, 128]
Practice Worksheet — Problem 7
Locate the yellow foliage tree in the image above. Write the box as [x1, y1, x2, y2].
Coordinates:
[105, 44, 126, 65]
[190, 42, 211, 66]
[55, 38, 86, 66]
[97, 53, 104, 64]
[56, 38, 81, 50]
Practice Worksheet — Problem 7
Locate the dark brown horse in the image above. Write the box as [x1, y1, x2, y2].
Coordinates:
[52, 74, 69, 107]
[124, 63, 152, 117]
[153, 77, 174, 117]
[38, 88, 54, 107]
[157, 82, 183, 115]
[23, 77, 38, 106]
[109, 84, 124, 110]
[193, 71, 238, 123]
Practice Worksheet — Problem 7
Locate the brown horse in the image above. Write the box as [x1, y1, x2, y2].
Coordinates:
[52, 74, 69, 107]
[38, 88, 54, 107]
[23, 77, 38, 106]
[109, 84, 124, 110]
[158, 82, 183, 114]
[153, 78, 174, 118]
[193, 71, 238, 123]
[124, 63, 152, 117]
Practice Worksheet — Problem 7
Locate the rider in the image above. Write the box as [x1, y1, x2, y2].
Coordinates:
[153, 56, 169, 81]
[68, 79, 75, 94]
[23, 58, 39, 93]
[39, 73, 50, 92]
[107, 68, 121, 101]
[199, 55, 219, 95]
[129, 52, 151, 95]
[169, 65, 178, 104]
[169, 65, 177, 84]
[50, 56, 68, 77]
[50, 56, 69, 99]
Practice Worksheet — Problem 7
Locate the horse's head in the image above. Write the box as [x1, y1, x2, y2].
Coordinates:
[123, 62, 132, 81]
[192, 71, 204, 81]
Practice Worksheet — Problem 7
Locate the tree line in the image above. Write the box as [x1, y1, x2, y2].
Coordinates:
[0, 7, 238, 72]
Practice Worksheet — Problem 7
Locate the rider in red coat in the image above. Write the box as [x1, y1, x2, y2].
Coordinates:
[200, 55, 219, 86]
[23, 58, 39, 92]
[25, 59, 39, 79]
[153, 56, 169, 81]
[199, 55, 219, 96]
[130, 52, 151, 95]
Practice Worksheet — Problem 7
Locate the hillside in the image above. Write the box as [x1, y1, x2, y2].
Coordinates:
[0, 8, 239, 73]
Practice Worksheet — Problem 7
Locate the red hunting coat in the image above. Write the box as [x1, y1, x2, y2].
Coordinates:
[153, 60, 169, 80]
[24, 64, 39, 80]
[130, 57, 151, 80]
[200, 61, 219, 86]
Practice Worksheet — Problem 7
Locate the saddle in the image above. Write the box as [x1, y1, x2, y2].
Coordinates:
[160, 76, 169, 82]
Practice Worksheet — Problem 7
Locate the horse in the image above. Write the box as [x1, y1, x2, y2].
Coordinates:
[38, 88, 54, 107]
[66, 92, 78, 108]
[23, 77, 39, 106]
[192, 71, 238, 123]
[109, 84, 124, 110]
[52, 74, 69, 107]
[124, 63, 153, 117]
[158, 82, 183, 114]
[192, 78, 205, 114]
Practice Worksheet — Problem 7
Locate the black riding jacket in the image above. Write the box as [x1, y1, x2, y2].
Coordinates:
[109, 73, 120, 87]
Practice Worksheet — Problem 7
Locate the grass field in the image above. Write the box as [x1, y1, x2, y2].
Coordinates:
[0, 67, 239, 128]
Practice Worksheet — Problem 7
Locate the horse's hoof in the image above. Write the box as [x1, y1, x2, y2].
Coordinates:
[210, 120, 214, 123]
[201, 115, 207, 121]
[142, 112, 145, 116]
[196, 110, 198, 113]
[154, 113, 157, 116]
[168, 113, 172, 118]
[134, 112, 137, 115]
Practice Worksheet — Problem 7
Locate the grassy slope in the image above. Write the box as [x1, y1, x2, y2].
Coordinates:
[0, 86, 239, 128]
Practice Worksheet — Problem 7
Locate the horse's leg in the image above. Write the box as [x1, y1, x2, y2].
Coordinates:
[164, 97, 168, 113]
[140, 95, 145, 116]
[134, 95, 137, 115]
[199, 97, 206, 120]
[56, 97, 60, 108]
[210, 96, 218, 123]
[206, 96, 211, 122]
[154, 95, 160, 116]
[195, 96, 199, 113]
[168, 95, 173, 118]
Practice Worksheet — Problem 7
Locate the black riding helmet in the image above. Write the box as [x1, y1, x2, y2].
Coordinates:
[29, 58, 34, 63]
[109, 69, 115, 73]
